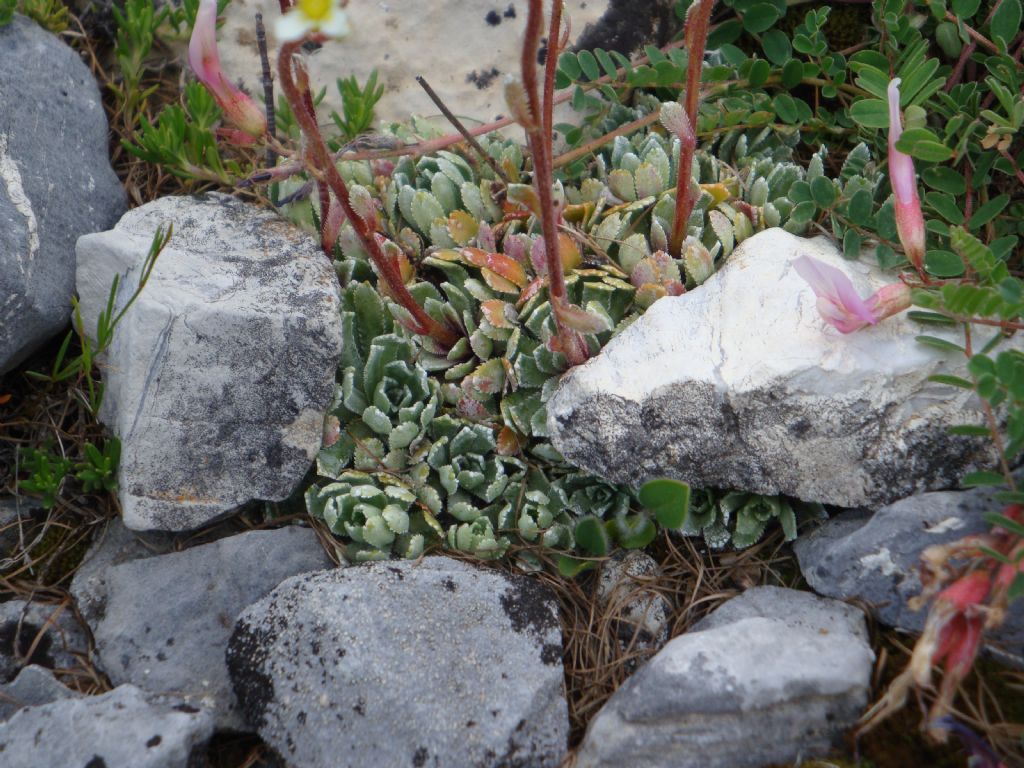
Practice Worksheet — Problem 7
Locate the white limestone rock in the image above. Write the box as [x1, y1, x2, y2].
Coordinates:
[75, 194, 343, 531]
[548, 228, 999, 508]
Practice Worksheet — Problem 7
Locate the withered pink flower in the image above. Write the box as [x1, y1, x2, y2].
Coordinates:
[793, 255, 912, 333]
[911, 570, 991, 715]
[888, 78, 926, 276]
[189, 0, 267, 138]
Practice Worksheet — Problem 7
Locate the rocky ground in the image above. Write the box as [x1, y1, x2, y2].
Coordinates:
[1, 4, 1022, 768]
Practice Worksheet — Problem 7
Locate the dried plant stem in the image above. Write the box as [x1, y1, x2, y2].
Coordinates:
[415, 76, 510, 184]
[255, 13, 277, 170]
[277, 42, 459, 348]
[522, 0, 586, 365]
[669, 0, 715, 259]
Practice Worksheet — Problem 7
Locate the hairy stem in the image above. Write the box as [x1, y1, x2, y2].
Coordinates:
[669, 0, 715, 259]
[277, 42, 459, 348]
[542, 0, 563, 142]
[522, 0, 586, 365]
[294, 59, 333, 251]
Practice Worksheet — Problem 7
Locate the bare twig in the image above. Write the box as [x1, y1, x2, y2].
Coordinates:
[415, 75, 510, 183]
[255, 13, 278, 171]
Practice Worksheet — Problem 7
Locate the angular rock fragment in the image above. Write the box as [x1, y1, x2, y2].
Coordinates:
[0, 684, 214, 768]
[228, 557, 569, 768]
[70, 517, 177, 624]
[574, 586, 873, 768]
[85, 526, 332, 727]
[795, 488, 1024, 656]
[0, 600, 89, 683]
[596, 550, 672, 656]
[0, 665, 81, 723]
[549, 228, 1002, 508]
[76, 194, 343, 530]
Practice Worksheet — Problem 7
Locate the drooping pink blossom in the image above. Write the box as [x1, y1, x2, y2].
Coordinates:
[888, 78, 926, 276]
[793, 255, 911, 333]
[188, 0, 267, 139]
[911, 570, 991, 716]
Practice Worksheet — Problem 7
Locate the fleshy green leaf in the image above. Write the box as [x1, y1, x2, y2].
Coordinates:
[638, 478, 691, 530]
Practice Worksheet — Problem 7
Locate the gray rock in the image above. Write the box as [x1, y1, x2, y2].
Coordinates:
[0, 665, 81, 722]
[0, 15, 126, 374]
[70, 517, 176, 625]
[0, 600, 89, 683]
[0, 683, 215, 768]
[596, 550, 672, 656]
[794, 488, 1024, 652]
[691, 585, 869, 640]
[574, 586, 873, 768]
[87, 526, 333, 727]
[548, 228, 1002, 508]
[227, 557, 569, 768]
[76, 194, 343, 531]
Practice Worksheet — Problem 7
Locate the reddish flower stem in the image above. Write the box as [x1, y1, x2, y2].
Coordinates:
[277, 42, 459, 348]
[294, 60, 333, 252]
[669, 0, 715, 259]
[542, 0, 563, 143]
[522, 0, 586, 365]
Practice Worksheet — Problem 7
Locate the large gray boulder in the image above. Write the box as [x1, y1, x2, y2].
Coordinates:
[76, 194, 343, 531]
[794, 488, 1024, 654]
[0, 684, 214, 768]
[574, 586, 874, 768]
[0, 15, 126, 374]
[548, 228, 997, 508]
[83, 526, 333, 728]
[227, 557, 569, 768]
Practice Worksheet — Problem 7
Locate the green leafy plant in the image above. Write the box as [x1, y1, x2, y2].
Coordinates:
[75, 439, 121, 494]
[27, 225, 171, 416]
[329, 71, 385, 144]
[162, 0, 231, 37]
[16, 447, 72, 509]
[0, 0, 68, 31]
[124, 83, 237, 183]
[110, 0, 168, 124]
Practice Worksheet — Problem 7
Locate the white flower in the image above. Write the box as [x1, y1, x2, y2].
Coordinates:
[276, 0, 350, 42]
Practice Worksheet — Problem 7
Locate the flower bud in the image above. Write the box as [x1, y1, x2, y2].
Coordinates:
[887, 79, 926, 275]
[189, 0, 267, 138]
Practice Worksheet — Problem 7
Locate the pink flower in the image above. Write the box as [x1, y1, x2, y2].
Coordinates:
[794, 255, 911, 333]
[888, 79, 926, 276]
[188, 0, 267, 139]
